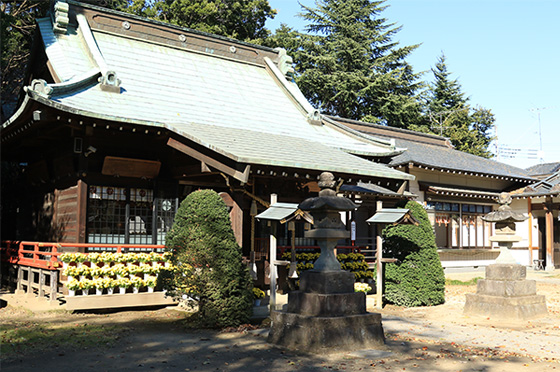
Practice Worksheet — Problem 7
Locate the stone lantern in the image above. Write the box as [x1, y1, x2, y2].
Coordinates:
[464, 192, 547, 320]
[267, 172, 385, 354]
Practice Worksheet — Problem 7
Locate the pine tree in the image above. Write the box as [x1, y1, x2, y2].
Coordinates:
[267, 0, 423, 128]
[163, 190, 253, 328]
[412, 53, 495, 158]
[382, 200, 445, 307]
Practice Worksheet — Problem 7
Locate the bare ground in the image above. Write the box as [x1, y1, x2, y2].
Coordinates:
[1, 278, 559, 372]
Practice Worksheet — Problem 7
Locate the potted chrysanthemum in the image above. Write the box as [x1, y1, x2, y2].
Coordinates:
[130, 276, 144, 294]
[66, 278, 81, 296]
[116, 277, 132, 294]
[252, 287, 265, 306]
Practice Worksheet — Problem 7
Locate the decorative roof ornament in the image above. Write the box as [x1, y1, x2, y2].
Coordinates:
[27, 79, 53, 98]
[52, 1, 69, 34]
[98, 71, 121, 93]
[307, 109, 322, 126]
[274, 48, 295, 78]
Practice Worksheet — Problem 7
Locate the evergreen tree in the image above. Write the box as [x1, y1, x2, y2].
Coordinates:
[163, 190, 253, 328]
[382, 200, 445, 307]
[412, 53, 495, 158]
[125, 0, 276, 43]
[267, 0, 423, 128]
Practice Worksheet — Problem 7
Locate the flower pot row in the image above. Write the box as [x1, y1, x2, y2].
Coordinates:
[66, 276, 158, 296]
[60, 251, 171, 264]
[63, 262, 166, 278]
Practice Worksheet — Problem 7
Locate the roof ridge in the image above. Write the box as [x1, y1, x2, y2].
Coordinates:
[66, 0, 278, 54]
[328, 115, 452, 147]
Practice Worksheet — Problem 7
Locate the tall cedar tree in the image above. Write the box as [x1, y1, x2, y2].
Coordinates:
[382, 200, 445, 307]
[163, 190, 253, 328]
[1, 1, 275, 121]
[412, 53, 495, 158]
[267, 0, 423, 128]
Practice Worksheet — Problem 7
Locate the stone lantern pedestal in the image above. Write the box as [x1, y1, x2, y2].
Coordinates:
[267, 173, 385, 354]
[464, 193, 547, 320]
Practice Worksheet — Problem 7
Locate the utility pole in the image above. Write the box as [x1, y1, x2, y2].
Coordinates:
[529, 107, 554, 163]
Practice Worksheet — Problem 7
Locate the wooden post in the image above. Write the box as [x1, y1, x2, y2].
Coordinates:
[26, 266, 33, 297]
[269, 193, 278, 311]
[38, 269, 45, 298]
[16, 266, 24, 294]
[375, 200, 383, 309]
[528, 198, 533, 265]
[376, 227, 383, 309]
[50, 270, 58, 303]
[545, 200, 554, 270]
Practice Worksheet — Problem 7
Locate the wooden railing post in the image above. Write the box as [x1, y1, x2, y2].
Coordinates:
[50, 270, 58, 303]
[16, 266, 24, 294]
[38, 269, 45, 298]
[26, 266, 33, 297]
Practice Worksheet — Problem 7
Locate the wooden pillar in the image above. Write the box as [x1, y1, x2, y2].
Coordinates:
[26, 266, 33, 297]
[545, 200, 554, 270]
[219, 192, 243, 247]
[528, 198, 533, 264]
[38, 269, 45, 298]
[375, 225, 383, 309]
[50, 271, 58, 303]
[16, 266, 24, 294]
[375, 200, 383, 309]
[269, 193, 278, 310]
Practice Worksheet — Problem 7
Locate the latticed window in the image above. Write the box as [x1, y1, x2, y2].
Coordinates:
[87, 185, 177, 245]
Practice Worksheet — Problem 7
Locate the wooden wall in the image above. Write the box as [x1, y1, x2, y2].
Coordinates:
[53, 180, 87, 243]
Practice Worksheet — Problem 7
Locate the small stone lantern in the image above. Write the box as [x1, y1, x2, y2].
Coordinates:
[464, 193, 547, 320]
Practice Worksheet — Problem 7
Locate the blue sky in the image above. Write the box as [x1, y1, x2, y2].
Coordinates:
[266, 0, 560, 169]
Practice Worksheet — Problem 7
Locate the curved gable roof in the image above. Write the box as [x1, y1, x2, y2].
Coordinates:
[4, 1, 413, 181]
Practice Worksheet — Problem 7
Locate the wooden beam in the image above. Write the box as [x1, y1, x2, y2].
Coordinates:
[167, 138, 250, 183]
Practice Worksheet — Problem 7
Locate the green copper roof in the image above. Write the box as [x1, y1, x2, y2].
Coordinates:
[6, 3, 414, 181]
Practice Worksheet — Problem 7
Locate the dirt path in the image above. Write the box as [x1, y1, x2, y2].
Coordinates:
[1, 278, 559, 372]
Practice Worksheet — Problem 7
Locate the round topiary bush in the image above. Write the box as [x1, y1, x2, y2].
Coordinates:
[163, 189, 253, 328]
[382, 200, 445, 307]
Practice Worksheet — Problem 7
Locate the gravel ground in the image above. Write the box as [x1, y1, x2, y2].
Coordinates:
[1, 270, 559, 372]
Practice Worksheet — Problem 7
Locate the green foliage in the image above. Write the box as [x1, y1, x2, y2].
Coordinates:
[445, 277, 482, 286]
[1, 1, 49, 120]
[382, 200, 445, 307]
[411, 53, 495, 158]
[125, 0, 276, 43]
[164, 189, 253, 328]
[266, 0, 423, 128]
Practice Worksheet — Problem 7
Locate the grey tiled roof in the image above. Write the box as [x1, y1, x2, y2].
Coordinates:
[327, 117, 533, 181]
[6, 6, 412, 181]
[389, 137, 533, 180]
[525, 162, 560, 177]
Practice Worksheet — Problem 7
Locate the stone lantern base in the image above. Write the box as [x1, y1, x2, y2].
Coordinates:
[464, 264, 547, 320]
[268, 311, 384, 354]
[267, 270, 385, 354]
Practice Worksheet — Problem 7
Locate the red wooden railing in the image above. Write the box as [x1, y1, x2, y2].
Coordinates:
[0, 241, 165, 270]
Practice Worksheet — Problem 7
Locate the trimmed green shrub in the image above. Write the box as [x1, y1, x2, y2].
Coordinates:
[163, 189, 253, 328]
[382, 200, 445, 307]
